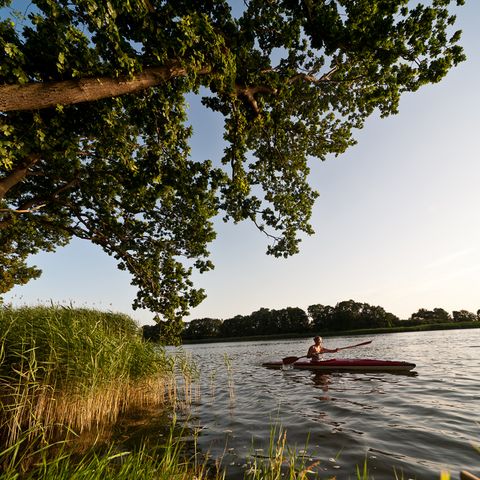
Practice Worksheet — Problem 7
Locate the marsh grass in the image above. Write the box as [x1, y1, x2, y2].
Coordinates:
[244, 425, 319, 480]
[208, 368, 217, 400]
[223, 353, 235, 404]
[0, 305, 173, 450]
[356, 457, 369, 480]
[0, 418, 217, 480]
[171, 348, 201, 409]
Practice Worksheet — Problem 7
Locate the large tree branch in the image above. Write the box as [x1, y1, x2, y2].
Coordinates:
[16, 177, 79, 211]
[0, 204, 46, 214]
[0, 63, 212, 112]
[0, 177, 79, 229]
[68, 209, 154, 291]
[236, 85, 277, 116]
[0, 60, 341, 114]
[0, 154, 40, 200]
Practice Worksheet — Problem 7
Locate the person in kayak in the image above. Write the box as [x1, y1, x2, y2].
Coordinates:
[307, 336, 338, 361]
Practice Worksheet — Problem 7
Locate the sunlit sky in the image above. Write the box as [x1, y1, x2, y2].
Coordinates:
[3, 1, 479, 325]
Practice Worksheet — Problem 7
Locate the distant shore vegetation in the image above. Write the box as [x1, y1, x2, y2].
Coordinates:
[142, 300, 480, 343]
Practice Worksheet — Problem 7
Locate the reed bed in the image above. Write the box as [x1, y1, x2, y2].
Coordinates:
[0, 305, 174, 448]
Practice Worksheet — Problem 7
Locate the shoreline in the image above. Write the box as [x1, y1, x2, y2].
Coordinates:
[181, 321, 480, 344]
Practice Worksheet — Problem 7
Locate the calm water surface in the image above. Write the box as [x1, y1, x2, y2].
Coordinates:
[176, 329, 480, 479]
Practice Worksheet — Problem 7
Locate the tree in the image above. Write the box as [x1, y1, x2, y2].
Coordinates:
[248, 308, 276, 335]
[183, 317, 223, 339]
[308, 300, 398, 331]
[276, 307, 310, 333]
[219, 315, 248, 338]
[409, 307, 451, 324]
[331, 299, 365, 330]
[452, 310, 478, 323]
[358, 303, 398, 329]
[142, 323, 161, 343]
[308, 304, 334, 331]
[141, 317, 181, 344]
[0, 1, 465, 339]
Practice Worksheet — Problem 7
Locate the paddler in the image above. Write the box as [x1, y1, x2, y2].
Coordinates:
[307, 336, 338, 361]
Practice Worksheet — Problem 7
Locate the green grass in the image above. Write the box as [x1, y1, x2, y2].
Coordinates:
[0, 305, 167, 385]
[0, 421, 217, 480]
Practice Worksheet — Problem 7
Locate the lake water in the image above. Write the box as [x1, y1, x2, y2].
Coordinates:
[176, 329, 480, 479]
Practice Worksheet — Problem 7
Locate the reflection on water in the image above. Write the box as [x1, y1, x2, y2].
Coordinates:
[175, 329, 480, 479]
[312, 372, 332, 389]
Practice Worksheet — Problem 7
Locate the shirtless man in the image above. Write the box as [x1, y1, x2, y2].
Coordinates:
[307, 336, 338, 361]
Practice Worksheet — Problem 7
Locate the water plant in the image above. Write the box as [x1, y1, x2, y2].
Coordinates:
[171, 348, 201, 409]
[0, 420, 216, 480]
[223, 353, 235, 404]
[244, 425, 319, 480]
[0, 305, 173, 450]
[356, 457, 369, 480]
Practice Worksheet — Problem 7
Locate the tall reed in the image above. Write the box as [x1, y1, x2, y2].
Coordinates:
[171, 348, 201, 410]
[0, 305, 173, 448]
[223, 353, 235, 405]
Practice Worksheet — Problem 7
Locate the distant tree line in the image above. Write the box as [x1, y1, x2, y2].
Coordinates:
[142, 300, 480, 342]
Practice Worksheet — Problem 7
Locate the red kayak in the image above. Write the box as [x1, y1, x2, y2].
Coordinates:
[262, 358, 416, 372]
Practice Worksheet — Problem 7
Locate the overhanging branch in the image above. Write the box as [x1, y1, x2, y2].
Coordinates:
[0, 204, 46, 214]
[0, 61, 341, 114]
[0, 177, 79, 229]
[0, 63, 212, 112]
[0, 154, 40, 200]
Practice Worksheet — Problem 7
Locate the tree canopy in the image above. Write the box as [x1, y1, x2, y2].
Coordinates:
[0, 0, 465, 340]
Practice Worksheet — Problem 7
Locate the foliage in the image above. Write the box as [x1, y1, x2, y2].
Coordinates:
[308, 299, 398, 332]
[181, 317, 223, 340]
[172, 299, 480, 342]
[409, 307, 452, 324]
[160, 299, 480, 342]
[452, 309, 478, 323]
[172, 300, 401, 341]
[218, 307, 309, 337]
[0, 0, 466, 337]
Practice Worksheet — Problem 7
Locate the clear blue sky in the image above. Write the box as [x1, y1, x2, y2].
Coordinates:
[4, 1, 480, 325]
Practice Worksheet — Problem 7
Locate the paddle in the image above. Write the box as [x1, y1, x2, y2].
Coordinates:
[282, 340, 373, 365]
